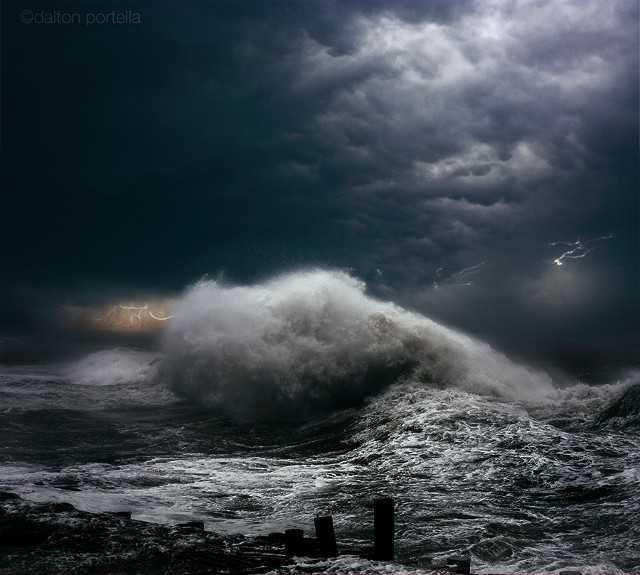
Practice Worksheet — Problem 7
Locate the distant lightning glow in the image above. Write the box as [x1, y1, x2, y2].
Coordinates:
[148, 310, 173, 321]
[63, 297, 175, 333]
[94, 303, 173, 329]
[550, 234, 613, 267]
[117, 304, 173, 323]
[451, 261, 486, 280]
[433, 261, 486, 289]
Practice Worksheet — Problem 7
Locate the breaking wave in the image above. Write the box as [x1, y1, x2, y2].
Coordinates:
[159, 270, 556, 419]
[62, 348, 159, 387]
[596, 373, 640, 429]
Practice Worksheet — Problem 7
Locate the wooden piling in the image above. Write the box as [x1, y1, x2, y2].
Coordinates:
[373, 497, 394, 560]
[284, 528, 304, 555]
[314, 515, 337, 556]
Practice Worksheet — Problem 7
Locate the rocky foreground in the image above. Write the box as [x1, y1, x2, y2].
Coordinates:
[0, 491, 589, 575]
[0, 491, 291, 574]
[0, 491, 484, 575]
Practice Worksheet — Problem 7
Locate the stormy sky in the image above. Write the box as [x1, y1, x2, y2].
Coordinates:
[2, 0, 638, 376]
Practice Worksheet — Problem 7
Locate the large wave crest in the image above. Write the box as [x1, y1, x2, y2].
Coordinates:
[159, 270, 555, 419]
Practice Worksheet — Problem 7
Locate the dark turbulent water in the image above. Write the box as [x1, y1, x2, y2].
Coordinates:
[1, 272, 639, 574]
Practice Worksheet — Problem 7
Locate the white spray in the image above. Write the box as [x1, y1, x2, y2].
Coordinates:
[158, 270, 555, 419]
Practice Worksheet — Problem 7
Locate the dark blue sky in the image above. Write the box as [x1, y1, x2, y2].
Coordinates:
[2, 0, 638, 375]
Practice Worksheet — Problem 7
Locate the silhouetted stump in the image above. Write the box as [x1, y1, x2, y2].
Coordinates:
[314, 515, 337, 556]
[284, 528, 304, 554]
[373, 496, 394, 560]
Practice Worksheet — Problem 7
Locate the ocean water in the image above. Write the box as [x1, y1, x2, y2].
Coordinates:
[0, 271, 638, 574]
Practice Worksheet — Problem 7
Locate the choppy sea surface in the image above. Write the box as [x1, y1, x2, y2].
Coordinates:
[1, 271, 638, 574]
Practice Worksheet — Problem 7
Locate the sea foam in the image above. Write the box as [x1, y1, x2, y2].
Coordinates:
[159, 269, 555, 419]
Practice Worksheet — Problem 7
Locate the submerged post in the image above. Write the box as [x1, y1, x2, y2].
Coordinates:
[373, 497, 394, 560]
[314, 515, 338, 556]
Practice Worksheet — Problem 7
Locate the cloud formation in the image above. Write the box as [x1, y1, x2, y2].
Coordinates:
[3, 0, 638, 376]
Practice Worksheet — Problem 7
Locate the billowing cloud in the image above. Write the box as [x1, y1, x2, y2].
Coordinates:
[2, 0, 637, 376]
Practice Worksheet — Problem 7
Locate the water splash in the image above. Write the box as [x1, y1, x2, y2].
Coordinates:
[159, 269, 555, 420]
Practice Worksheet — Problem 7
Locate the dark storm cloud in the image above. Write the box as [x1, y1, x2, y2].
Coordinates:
[2, 0, 638, 375]
[263, 0, 638, 375]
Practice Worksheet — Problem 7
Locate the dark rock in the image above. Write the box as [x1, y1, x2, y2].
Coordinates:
[266, 531, 286, 544]
[444, 555, 471, 575]
[0, 493, 291, 574]
[0, 492, 20, 501]
[0, 516, 53, 546]
[176, 520, 204, 531]
[471, 538, 514, 561]
[39, 502, 76, 513]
